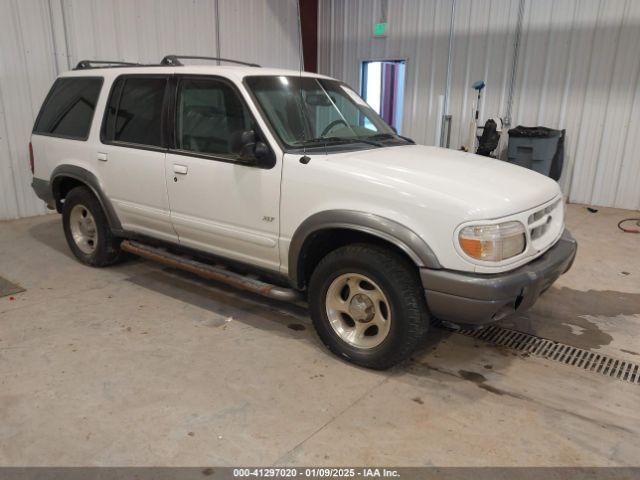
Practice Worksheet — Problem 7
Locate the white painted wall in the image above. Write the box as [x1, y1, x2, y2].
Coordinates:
[0, 0, 300, 220]
[319, 0, 640, 210]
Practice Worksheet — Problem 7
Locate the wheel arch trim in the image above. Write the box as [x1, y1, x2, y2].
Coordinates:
[288, 210, 441, 288]
[51, 164, 123, 233]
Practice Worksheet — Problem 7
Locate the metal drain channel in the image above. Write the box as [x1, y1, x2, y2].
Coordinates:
[457, 325, 640, 385]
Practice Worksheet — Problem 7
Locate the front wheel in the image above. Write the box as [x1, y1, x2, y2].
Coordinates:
[308, 244, 430, 369]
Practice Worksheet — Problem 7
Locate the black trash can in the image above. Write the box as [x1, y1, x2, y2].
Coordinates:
[507, 126, 565, 180]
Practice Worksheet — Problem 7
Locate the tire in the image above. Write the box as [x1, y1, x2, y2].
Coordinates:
[62, 186, 123, 267]
[308, 244, 430, 369]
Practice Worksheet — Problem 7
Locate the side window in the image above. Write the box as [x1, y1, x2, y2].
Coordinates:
[33, 77, 103, 140]
[177, 78, 252, 157]
[103, 76, 167, 147]
[248, 77, 308, 144]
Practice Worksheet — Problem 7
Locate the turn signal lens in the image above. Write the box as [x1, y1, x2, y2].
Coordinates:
[459, 221, 526, 262]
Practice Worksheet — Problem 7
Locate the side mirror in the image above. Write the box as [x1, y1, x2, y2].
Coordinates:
[236, 130, 257, 159]
[231, 130, 274, 167]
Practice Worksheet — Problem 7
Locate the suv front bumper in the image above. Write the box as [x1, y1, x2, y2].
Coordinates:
[420, 229, 577, 326]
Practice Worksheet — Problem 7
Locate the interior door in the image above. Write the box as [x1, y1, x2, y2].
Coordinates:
[97, 74, 176, 242]
[165, 76, 281, 272]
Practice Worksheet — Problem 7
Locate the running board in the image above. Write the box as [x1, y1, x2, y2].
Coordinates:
[120, 240, 300, 302]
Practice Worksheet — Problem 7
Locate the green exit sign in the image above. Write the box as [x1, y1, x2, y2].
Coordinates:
[373, 22, 387, 37]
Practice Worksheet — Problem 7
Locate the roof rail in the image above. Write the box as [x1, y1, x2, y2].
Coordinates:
[74, 60, 142, 70]
[160, 55, 261, 68]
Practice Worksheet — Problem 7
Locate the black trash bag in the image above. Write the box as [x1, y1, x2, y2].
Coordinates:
[476, 119, 500, 157]
[508, 125, 560, 138]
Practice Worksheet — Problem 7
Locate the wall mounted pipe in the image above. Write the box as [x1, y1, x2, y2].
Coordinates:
[504, 0, 526, 127]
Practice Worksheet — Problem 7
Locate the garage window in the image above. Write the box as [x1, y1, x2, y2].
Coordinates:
[33, 77, 103, 140]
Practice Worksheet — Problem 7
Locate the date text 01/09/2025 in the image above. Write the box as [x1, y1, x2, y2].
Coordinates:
[232, 467, 400, 478]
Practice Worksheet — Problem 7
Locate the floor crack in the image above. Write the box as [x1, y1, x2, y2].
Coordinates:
[271, 372, 392, 465]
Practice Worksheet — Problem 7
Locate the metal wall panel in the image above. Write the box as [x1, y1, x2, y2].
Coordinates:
[0, 0, 56, 220]
[513, 0, 640, 208]
[318, 0, 454, 146]
[446, 0, 519, 154]
[318, 0, 640, 210]
[0, 0, 300, 220]
[218, 0, 300, 69]
[57, 0, 299, 70]
[59, 0, 220, 67]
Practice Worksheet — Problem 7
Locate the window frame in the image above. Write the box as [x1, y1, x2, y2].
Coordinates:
[168, 74, 275, 169]
[32, 76, 104, 141]
[100, 73, 171, 152]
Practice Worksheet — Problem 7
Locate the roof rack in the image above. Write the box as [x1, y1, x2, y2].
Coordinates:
[160, 55, 261, 68]
[72, 55, 261, 71]
[74, 60, 142, 70]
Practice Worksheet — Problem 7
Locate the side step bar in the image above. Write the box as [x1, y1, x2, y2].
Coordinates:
[120, 240, 301, 302]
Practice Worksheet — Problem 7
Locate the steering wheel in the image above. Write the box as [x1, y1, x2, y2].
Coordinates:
[321, 119, 348, 137]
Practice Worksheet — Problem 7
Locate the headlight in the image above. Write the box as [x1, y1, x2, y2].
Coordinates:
[458, 221, 526, 262]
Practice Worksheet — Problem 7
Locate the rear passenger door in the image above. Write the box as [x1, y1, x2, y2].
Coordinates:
[165, 76, 281, 272]
[98, 75, 176, 242]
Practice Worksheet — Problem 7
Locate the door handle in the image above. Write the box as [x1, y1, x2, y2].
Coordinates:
[173, 164, 188, 175]
[97, 152, 108, 162]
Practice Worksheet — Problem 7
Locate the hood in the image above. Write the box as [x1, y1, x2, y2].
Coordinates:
[323, 144, 561, 220]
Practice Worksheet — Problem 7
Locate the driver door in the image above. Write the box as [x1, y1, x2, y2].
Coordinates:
[165, 76, 281, 272]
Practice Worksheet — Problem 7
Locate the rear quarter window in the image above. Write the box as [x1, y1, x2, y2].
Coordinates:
[33, 77, 103, 140]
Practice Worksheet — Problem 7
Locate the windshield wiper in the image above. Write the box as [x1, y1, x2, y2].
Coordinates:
[297, 136, 384, 147]
[366, 132, 415, 144]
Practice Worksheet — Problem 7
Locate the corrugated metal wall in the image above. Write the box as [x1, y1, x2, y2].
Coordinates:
[318, 0, 454, 147]
[0, 0, 56, 219]
[319, 0, 640, 210]
[0, 0, 300, 220]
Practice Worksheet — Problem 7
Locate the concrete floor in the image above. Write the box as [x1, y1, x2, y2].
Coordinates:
[1, 204, 639, 466]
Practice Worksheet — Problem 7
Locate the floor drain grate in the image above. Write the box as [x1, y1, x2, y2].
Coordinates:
[457, 325, 640, 385]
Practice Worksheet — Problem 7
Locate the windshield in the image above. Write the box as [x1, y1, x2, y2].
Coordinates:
[245, 75, 407, 149]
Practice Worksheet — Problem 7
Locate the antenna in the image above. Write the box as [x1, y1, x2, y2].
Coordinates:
[296, 0, 304, 73]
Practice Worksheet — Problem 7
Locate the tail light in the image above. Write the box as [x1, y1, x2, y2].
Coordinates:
[28, 142, 34, 174]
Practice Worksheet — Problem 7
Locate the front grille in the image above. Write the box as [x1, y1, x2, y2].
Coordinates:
[526, 198, 563, 250]
[530, 217, 552, 240]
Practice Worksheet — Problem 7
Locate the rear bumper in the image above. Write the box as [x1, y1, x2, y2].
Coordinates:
[420, 229, 577, 326]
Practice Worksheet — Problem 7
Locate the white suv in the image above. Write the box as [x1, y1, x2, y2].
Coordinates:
[30, 56, 577, 369]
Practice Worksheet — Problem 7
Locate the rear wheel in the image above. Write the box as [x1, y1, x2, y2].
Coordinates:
[308, 244, 429, 369]
[62, 186, 123, 267]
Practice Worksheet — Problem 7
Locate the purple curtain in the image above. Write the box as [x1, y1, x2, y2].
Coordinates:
[380, 63, 398, 126]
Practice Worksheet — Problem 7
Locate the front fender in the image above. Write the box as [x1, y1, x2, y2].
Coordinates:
[288, 210, 441, 288]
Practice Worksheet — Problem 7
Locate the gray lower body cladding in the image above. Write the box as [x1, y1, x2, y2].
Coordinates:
[420, 229, 577, 326]
[33, 167, 123, 232]
[31, 178, 55, 207]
